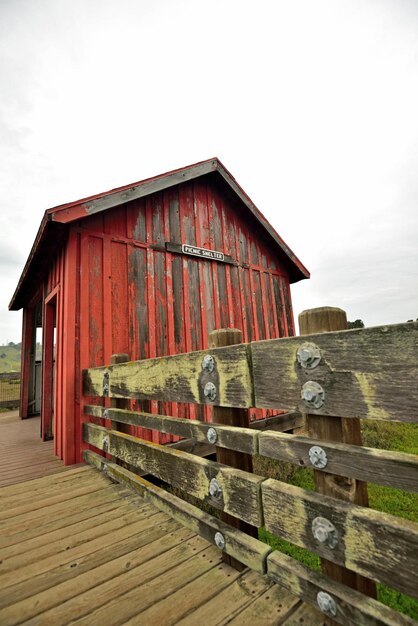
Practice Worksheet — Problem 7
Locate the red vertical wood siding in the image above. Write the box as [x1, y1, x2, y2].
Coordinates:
[22, 175, 296, 464]
[69, 176, 294, 460]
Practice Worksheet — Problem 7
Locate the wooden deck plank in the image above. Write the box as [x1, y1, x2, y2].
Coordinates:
[1, 498, 144, 559]
[0, 474, 110, 520]
[0, 524, 193, 626]
[225, 583, 302, 625]
[124, 561, 243, 625]
[0, 468, 103, 506]
[0, 484, 127, 534]
[176, 569, 278, 625]
[18, 536, 213, 626]
[280, 602, 325, 625]
[0, 413, 313, 626]
[0, 465, 89, 496]
[0, 504, 158, 573]
[0, 510, 168, 592]
[0, 486, 134, 548]
[63, 544, 223, 626]
[0, 412, 72, 486]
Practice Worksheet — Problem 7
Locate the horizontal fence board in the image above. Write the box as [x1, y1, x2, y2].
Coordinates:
[84, 405, 259, 455]
[248, 412, 304, 432]
[262, 478, 418, 598]
[251, 322, 418, 422]
[83, 423, 264, 526]
[84, 450, 271, 573]
[82, 344, 253, 408]
[259, 431, 418, 493]
[267, 551, 415, 626]
[85, 406, 418, 492]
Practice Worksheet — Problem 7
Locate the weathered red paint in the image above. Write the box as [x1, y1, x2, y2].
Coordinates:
[11, 161, 309, 464]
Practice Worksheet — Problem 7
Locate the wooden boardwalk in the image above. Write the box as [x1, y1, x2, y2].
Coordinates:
[0, 411, 72, 487]
[0, 413, 323, 625]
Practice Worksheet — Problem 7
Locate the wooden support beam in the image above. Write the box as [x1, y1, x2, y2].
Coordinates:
[209, 328, 259, 571]
[298, 307, 376, 615]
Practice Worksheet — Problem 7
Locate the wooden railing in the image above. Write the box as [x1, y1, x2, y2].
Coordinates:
[82, 310, 418, 626]
[0, 372, 20, 409]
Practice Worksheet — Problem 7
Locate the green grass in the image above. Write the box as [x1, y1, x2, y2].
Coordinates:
[0, 345, 21, 373]
[254, 421, 418, 620]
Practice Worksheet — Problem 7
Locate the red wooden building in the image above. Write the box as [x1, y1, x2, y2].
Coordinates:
[9, 158, 309, 464]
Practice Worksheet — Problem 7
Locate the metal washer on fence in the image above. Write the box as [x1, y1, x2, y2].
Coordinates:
[209, 478, 222, 499]
[206, 427, 217, 444]
[214, 532, 225, 550]
[204, 382, 217, 402]
[202, 354, 215, 373]
[308, 445, 327, 469]
[317, 591, 337, 617]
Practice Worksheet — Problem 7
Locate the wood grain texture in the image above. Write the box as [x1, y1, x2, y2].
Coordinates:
[83, 343, 253, 408]
[209, 328, 258, 570]
[258, 430, 418, 492]
[298, 307, 374, 606]
[84, 450, 271, 573]
[84, 405, 258, 454]
[251, 320, 418, 422]
[267, 550, 415, 626]
[262, 478, 418, 598]
[83, 423, 264, 526]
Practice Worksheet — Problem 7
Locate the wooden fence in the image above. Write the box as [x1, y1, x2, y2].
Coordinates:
[0, 372, 20, 409]
[82, 309, 418, 626]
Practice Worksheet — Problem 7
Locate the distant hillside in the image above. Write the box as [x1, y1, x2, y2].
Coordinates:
[0, 344, 21, 373]
[0, 342, 43, 373]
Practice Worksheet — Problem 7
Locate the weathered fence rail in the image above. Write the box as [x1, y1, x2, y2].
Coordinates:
[0, 372, 20, 409]
[83, 321, 418, 422]
[82, 314, 418, 626]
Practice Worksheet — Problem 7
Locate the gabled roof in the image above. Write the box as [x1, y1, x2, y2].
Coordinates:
[10, 158, 309, 310]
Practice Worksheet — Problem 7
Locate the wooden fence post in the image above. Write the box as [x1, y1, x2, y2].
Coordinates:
[298, 307, 377, 611]
[209, 328, 258, 571]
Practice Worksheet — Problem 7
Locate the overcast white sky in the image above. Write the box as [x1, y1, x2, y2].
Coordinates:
[1, 0, 417, 344]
